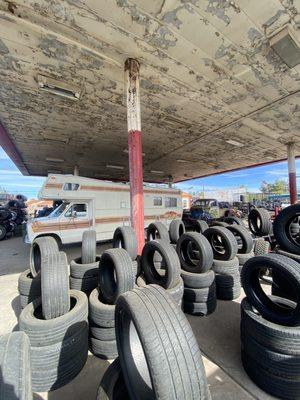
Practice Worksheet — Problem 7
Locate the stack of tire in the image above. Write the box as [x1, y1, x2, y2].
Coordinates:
[176, 231, 216, 315]
[18, 269, 41, 309]
[89, 248, 135, 359]
[204, 226, 241, 300]
[241, 253, 300, 399]
[146, 221, 172, 270]
[70, 230, 100, 294]
[96, 285, 211, 400]
[112, 226, 139, 278]
[19, 237, 88, 392]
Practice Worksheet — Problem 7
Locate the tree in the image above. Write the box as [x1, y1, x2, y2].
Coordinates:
[260, 179, 288, 195]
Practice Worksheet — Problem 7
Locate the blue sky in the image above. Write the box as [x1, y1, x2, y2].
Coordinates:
[0, 146, 298, 199]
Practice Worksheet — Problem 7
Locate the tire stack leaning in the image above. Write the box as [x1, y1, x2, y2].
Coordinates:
[70, 230, 100, 294]
[176, 232, 216, 315]
[204, 226, 241, 300]
[241, 253, 300, 399]
[89, 248, 135, 359]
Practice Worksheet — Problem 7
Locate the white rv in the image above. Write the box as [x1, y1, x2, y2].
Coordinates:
[25, 175, 182, 244]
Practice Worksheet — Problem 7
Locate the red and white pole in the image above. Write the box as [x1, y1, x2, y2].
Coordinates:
[125, 58, 145, 254]
[287, 142, 297, 204]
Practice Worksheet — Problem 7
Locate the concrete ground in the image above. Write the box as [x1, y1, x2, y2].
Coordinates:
[0, 236, 275, 400]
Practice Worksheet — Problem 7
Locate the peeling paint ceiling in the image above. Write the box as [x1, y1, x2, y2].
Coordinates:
[0, 0, 299, 182]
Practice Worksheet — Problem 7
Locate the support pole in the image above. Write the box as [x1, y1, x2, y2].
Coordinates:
[125, 58, 145, 254]
[74, 165, 79, 176]
[287, 142, 297, 204]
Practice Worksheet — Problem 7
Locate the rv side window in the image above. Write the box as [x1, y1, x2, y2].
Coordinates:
[165, 197, 177, 207]
[63, 183, 79, 191]
[65, 203, 87, 218]
[153, 197, 162, 206]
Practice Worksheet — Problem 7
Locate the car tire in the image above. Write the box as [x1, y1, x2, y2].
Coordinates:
[194, 220, 209, 234]
[70, 257, 100, 279]
[146, 222, 169, 242]
[169, 219, 185, 244]
[226, 225, 253, 254]
[248, 208, 272, 237]
[204, 226, 237, 261]
[184, 282, 216, 303]
[212, 257, 239, 275]
[90, 324, 116, 341]
[89, 288, 115, 328]
[237, 252, 254, 266]
[215, 273, 241, 300]
[181, 269, 215, 289]
[90, 337, 118, 360]
[30, 236, 59, 277]
[96, 358, 129, 400]
[18, 269, 41, 297]
[183, 297, 217, 316]
[166, 277, 184, 306]
[113, 226, 138, 261]
[254, 239, 270, 256]
[0, 224, 7, 240]
[82, 230, 97, 264]
[273, 204, 300, 254]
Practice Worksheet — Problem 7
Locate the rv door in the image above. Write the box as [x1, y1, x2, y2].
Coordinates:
[59, 201, 92, 244]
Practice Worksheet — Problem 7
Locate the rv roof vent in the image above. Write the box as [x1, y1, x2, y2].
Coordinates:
[37, 75, 81, 100]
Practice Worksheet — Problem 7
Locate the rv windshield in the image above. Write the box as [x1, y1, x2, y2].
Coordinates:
[48, 202, 70, 218]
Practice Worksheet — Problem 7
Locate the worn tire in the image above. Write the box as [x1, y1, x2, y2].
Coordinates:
[237, 252, 254, 266]
[90, 324, 116, 341]
[184, 282, 216, 303]
[215, 273, 241, 300]
[212, 257, 239, 275]
[146, 221, 169, 242]
[275, 246, 300, 262]
[113, 226, 138, 261]
[136, 274, 147, 288]
[81, 230, 96, 264]
[99, 249, 135, 304]
[90, 337, 118, 360]
[0, 332, 32, 400]
[226, 225, 253, 254]
[41, 251, 70, 320]
[181, 269, 215, 289]
[273, 204, 300, 254]
[141, 240, 180, 289]
[70, 275, 98, 293]
[183, 297, 217, 316]
[254, 239, 270, 256]
[30, 236, 59, 277]
[204, 226, 237, 261]
[19, 289, 88, 346]
[89, 288, 115, 328]
[176, 232, 213, 273]
[115, 285, 210, 400]
[223, 216, 243, 225]
[194, 220, 209, 234]
[18, 269, 41, 297]
[169, 219, 185, 244]
[96, 358, 129, 400]
[211, 221, 228, 228]
[70, 257, 100, 279]
[248, 208, 272, 236]
[19, 294, 40, 309]
[166, 278, 184, 305]
[241, 253, 300, 326]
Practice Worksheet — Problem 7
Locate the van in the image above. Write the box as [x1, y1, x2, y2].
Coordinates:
[25, 174, 182, 244]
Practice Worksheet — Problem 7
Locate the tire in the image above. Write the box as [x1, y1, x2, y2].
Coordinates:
[132, 260, 138, 277]
[136, 275, 147, 287]
[176, 232, 213, 273]
[183, 297, 217, 316]
[275, 246, 300, 262]
[82, 230, 96, 264]
[183, 282, 216, 303]
[18, 269, 41, 297]
[181, 269, 215, 289]
[30, 236, 59, 277]
[166, 278, 184, 305]
[226, 225, 253, 254]
[89, 288, 115, 328]
[70, 275, 99, 293]
[211, 221, 228, 228]
[0, 224, 6, 240]
[99, 249, 135, 304]
[193, 220, 209, 234]
[113, 226, 138, 261]
[215, 273, 241, 300]
[273, 204, 300, 254]
[115, 285, 210, 400]
[254, 238, 270, 256]
[203, 226, 237, 261]
[19, 294, 40, 309]
[141, 240, 180, 289]
[241, 253, 300, 326]
[90, 337, 118, 359]
[241, 297, 300, 355]
[0, 331, 32, 400]
[19, 289, 88, 346]
[169, 219, 185, 244]
[97, 358, 129, 400]
[223, 216, 243, 225]
[248, 208, 272, 236]
[41, 251, 70, 320]
[70, 257, 100, 279]
[146, 222, 169, 242]
[237, 252, 254, 266]
[90, 324, 116, 341]
[212, 257, 239, 275]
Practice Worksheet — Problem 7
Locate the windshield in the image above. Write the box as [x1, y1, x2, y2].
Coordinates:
[48, 202, 70, 218]
[193, 199, 217, 207]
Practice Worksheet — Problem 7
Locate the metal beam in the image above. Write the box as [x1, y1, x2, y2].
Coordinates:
[287, 143, 297, 204]
[0, 121, 29, 175]
[125, 58, 145, 254]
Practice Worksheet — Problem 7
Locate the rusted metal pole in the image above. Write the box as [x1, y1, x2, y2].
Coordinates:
[125, 58, 145, 254]
[287, 142, 297, 204]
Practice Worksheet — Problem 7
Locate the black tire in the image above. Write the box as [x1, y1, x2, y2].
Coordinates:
[273, 204, 300, 254]
[176, 232, 213, 273]
[18, 269, 41, 297]
[113, 226, 138, 261]
[241, 253, 300, 326]
[0, 331, 32, 400]
[183, 297, 217, 316]
[211, 221, 228, 228]
[241, 297, 300, 355]
[90, 324, 116, 341]
[226, 225, 253, 254]
[115, 285, 210, 400]
[184, 282, 216, 303]
[89, 288, 115, 328]
[169, 219, 185, 244]
[96, 358, 129, 400]
[203, 226, 237, 261]
[212, 257, 239, 275]
[19, 289, 88, 346]
[193, 220, 209, 234]
[70, 275, 99, 293]
[237, 252, 254, 266]
[0, 224, 7, 240]
[146, 221, 169, 242]
[254, 238, 270, 256]
[215, 273, 241, 300]
[30, 236, 59, 277]
[90, 337, 118, 360]
[82, 230, 97, 264]
[275, 246, 300, 262]
[166, 278, 184, 306]
[181, 269, 215, 289]
[141, 240, 180, 289]
[223, 216, 243, 225]
[99, 249, 135, 304]
[70, 257, 100, 279]
[41, 251, 70, 320]
[248, 208, 272, 236]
